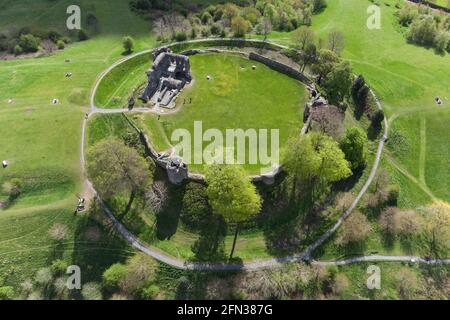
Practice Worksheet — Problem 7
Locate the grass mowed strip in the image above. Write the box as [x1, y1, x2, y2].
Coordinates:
[142, 52, 307, 174]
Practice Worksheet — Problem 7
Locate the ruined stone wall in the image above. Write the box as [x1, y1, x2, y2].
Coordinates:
[408, 0, 450, 13]
[248, 52, 312, 85]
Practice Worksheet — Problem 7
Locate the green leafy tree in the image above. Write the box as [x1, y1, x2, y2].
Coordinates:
[301, 43, 317, 72]
[311, 49, 340, 84]
[103, 263, 127, 291]
[422, 201, 450, 258]
[205, 164, 262, 259]
[122, 36, 135, 53]
[231, 16, 251, 38]
[340, 127, 368, 171]
[283, 132, 351, 205]
[293, 26, 315, 50]
[323, 60, 353, 105]
[86, 138, 152, 208]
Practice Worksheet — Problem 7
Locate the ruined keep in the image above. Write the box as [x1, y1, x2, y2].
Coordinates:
[140, 47, 192, 108]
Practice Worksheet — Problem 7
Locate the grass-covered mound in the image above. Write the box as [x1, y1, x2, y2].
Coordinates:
[140, 52, 307, 174]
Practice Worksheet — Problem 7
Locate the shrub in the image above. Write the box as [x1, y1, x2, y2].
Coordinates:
[140, 284, 160, 299]
[2, 178, 22, 200]
[210, 23, 222, 35]
[81, 282, 102, 300]
[175, 31, 187, 42]
[19, 34, 40, 53]
[231, 16, 251, 38]
[51, 259, 68, 276]
[340, 127, 368, 171]
[122, 36, 135, 53]
[408, 15, 437, 47]
[0, 286, 14, 300]
[48, 223, 69, 242]
[371, 109, 385, 127]
[102, 263, 127, 291]
[56, 40, 65, 50]
[78, 29, 89, 41]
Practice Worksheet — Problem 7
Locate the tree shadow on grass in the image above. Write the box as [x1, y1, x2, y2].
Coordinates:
[71, 205, 131, 284]
[155, 175, 184, 241]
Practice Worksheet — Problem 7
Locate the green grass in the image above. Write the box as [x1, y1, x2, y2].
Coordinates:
[0, 0, 156, 290]
[94, 53, 151, 109]
[140, 52, 307, 175]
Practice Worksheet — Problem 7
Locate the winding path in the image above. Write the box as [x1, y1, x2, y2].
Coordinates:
[82, 39, 449, 270]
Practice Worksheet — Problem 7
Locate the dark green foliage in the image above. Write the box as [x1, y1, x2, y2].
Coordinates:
[181, 183, 211, 229]
[371, 109, 385, 127]
[78, 29, 89, 41]
[19, 34, 40, 53]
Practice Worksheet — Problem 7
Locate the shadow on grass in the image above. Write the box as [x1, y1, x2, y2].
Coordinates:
[71, 204, 131, 283]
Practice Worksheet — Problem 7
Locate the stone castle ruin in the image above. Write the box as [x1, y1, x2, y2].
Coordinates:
[140, 47, 192, 108]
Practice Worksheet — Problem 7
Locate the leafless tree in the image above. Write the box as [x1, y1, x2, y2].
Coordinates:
[328, 30, 345, 54]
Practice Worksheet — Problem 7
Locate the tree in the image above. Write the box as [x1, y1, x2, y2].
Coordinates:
[408, 15, 437, 47]
[312, 0, 327, 13]
[0, 286, 14, 300]
[48, 223, 69, 242]
[181, 182, 211, 229]
[337, 211, 371, 244]
[261, 18, 272, 42]
[395, 268, 419, 299]
[205, 164, 262, 259]
[301, 43, 317, 72]
[103, 263, 127, 291]
[283, 132, 351, 205]
[120, 253, 157, 295]
[340, 127, 368, 171]
[87, 138, 152, 210]
[293, 26, 315, 50]
[323, 60, 353, 105]
[371, 109, 385, 128]
[122, 36, 134, 53]
[146, 180, 169, 214]
[231, 16, 251, 38]
[327, 30, 345, 54]
[422, 201, 450, 258]
[311, 49, 340, 84]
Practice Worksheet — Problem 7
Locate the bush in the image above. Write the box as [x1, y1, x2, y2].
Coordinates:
[175, 31, 187, 42]
[181, 183, 211, 229]
[140, 284, 160, 299]
[210, 23, 222, 35]
[337, 211, 371, 245]
[78, 29, 89, 41]
[408, 15, 437, 47]
[122, 36, 135, 53]
[102, 263, 127, 291]
[51, 259, 68, 276]
[0, 286, 14, 300]
[56, 40, 65, 50]
[387, 184, 400, 205]
[81, 282, 102, 300]
[2, 178, 22, 200]
[371, 109, 385, 127]
[19, 34, 40, 53]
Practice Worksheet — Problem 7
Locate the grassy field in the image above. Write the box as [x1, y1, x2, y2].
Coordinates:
[0, 0, 155, 290]
[139, 52, 307, 174]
